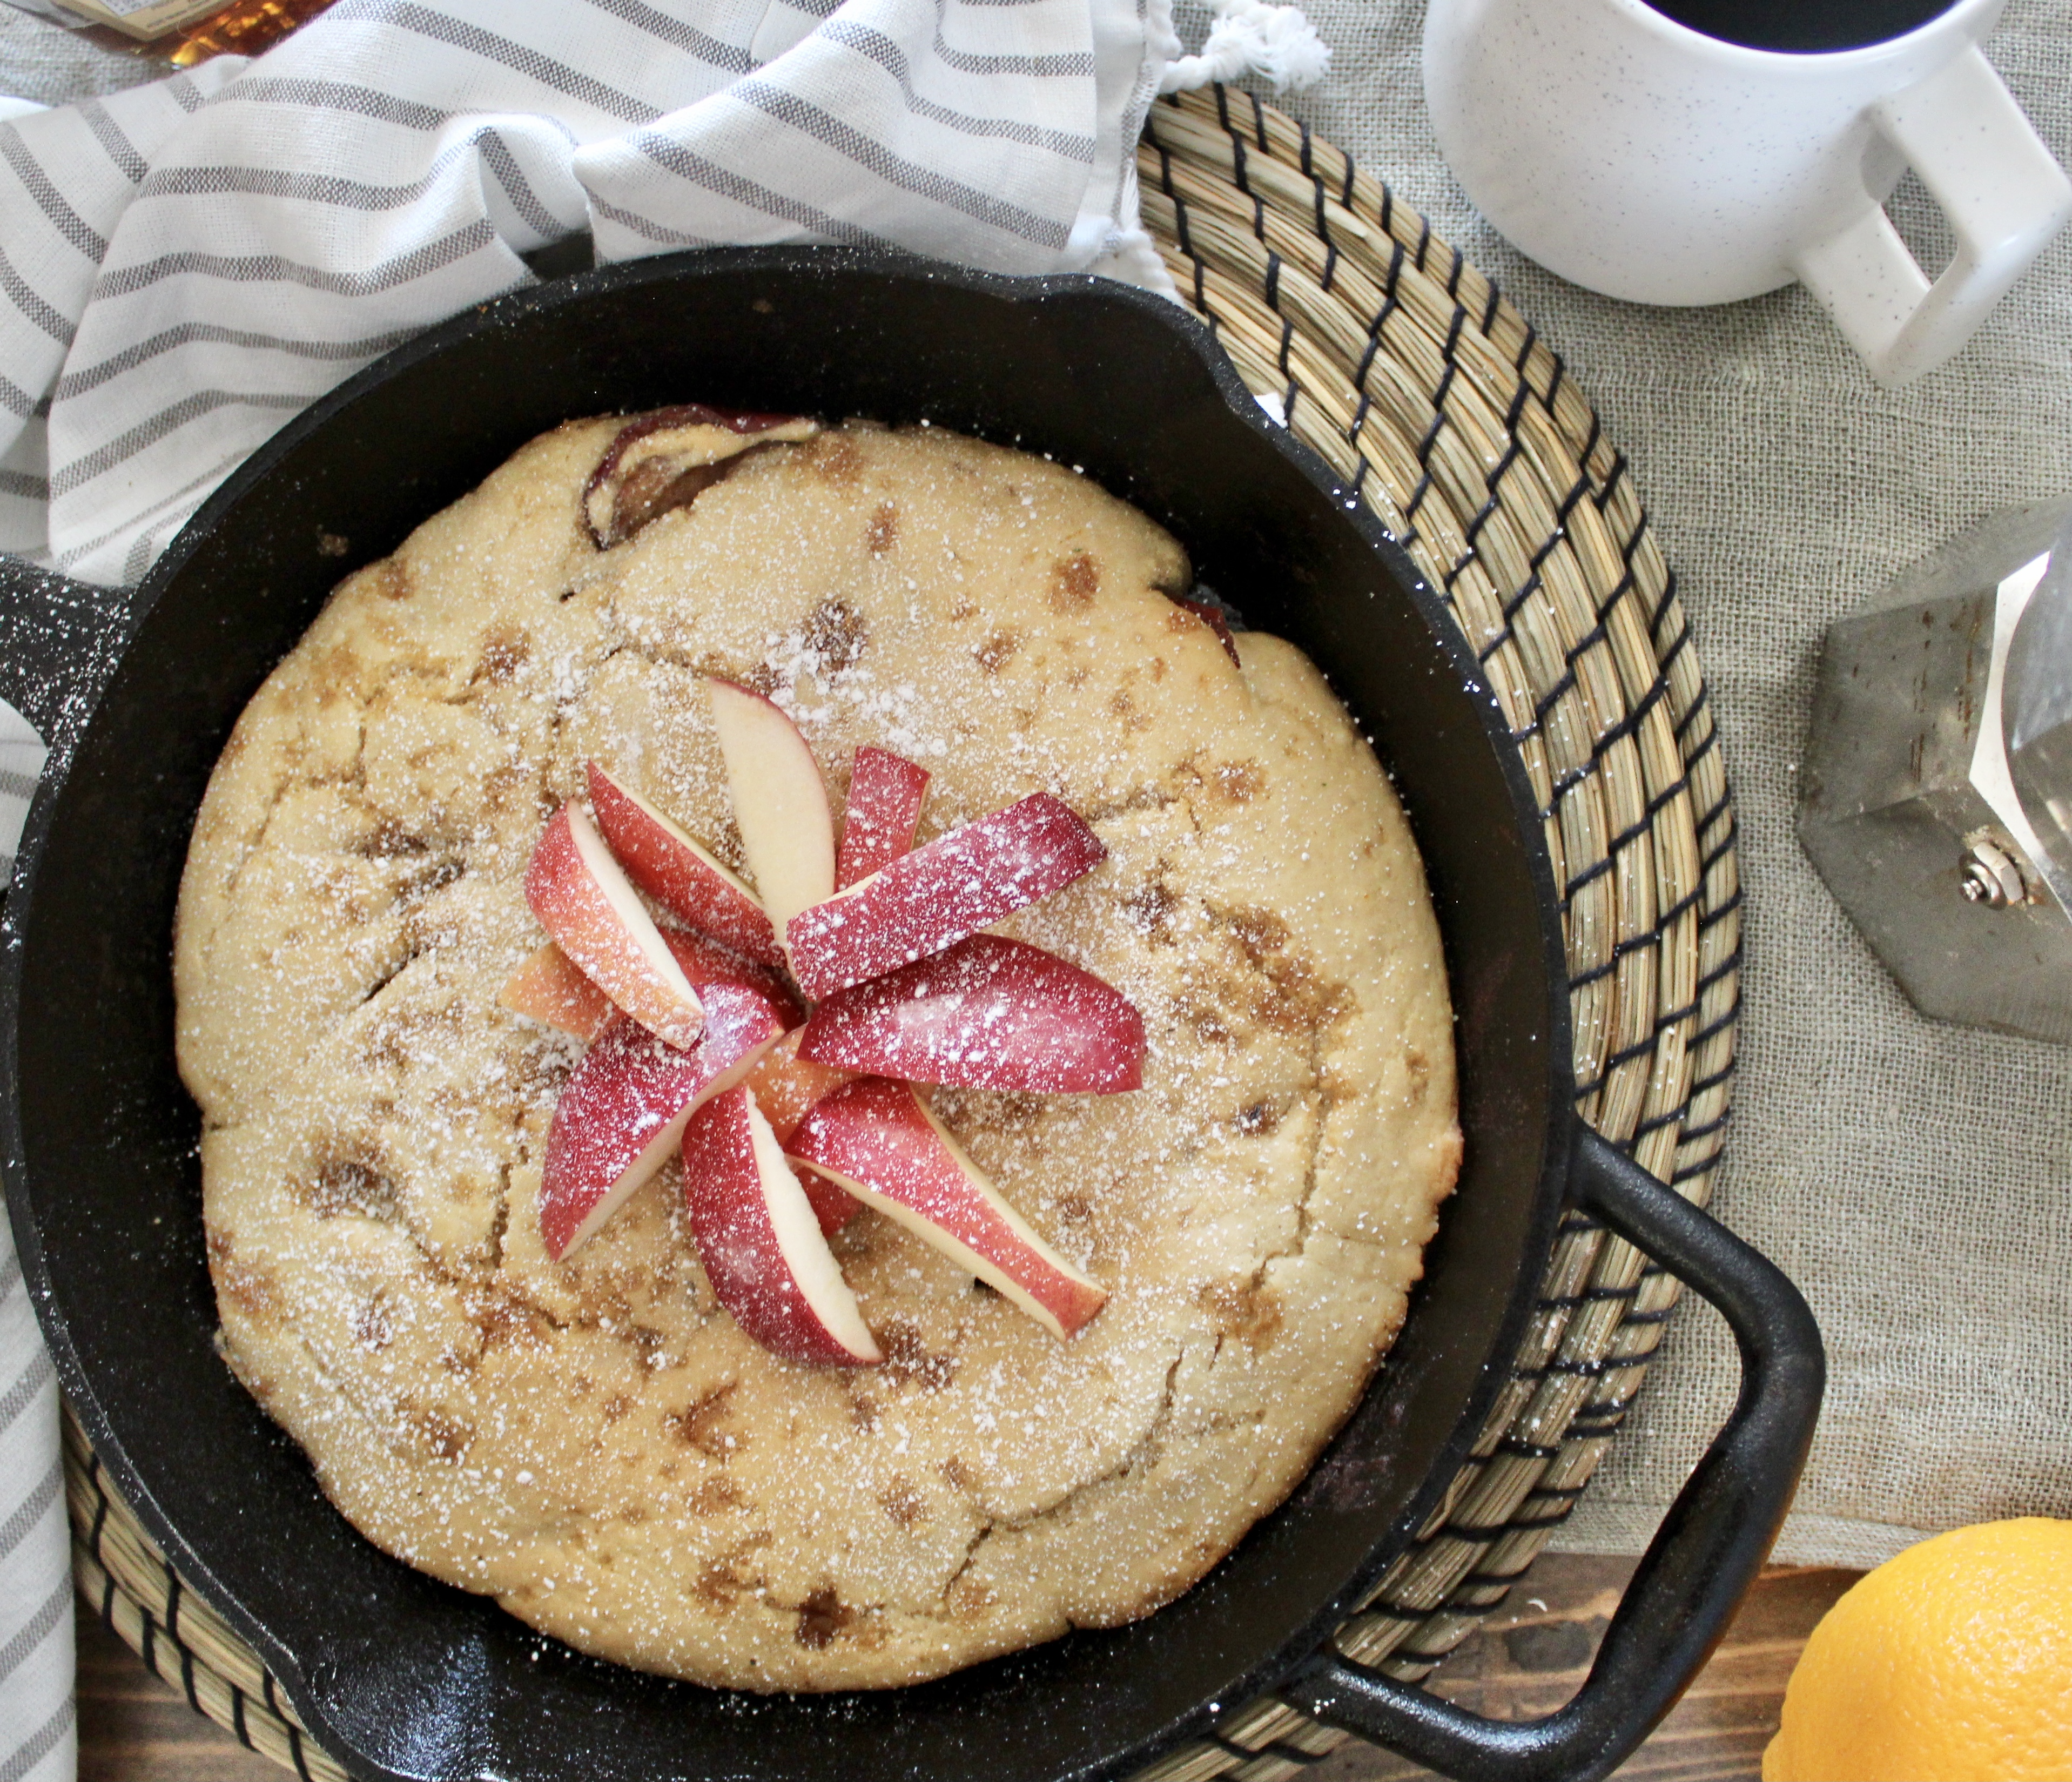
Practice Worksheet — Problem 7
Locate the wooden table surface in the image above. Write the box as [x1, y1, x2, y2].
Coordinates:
[76, 1553, 1859, 1781]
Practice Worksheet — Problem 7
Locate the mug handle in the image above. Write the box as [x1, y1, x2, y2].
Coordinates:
[1792, 46, 2072, 387]
[1281, 1127, 1824, 1782]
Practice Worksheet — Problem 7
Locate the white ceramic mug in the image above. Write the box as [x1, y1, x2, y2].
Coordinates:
[1422, 0, 2072, 384]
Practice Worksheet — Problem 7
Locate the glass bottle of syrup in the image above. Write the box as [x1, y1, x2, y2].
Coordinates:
[9, 0, 334, 66]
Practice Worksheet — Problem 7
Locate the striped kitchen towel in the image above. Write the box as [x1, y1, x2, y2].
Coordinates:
[0, 6, 1324, 1778]
[0, 0, 1325, 588]
[0, 1203, 71, 1782]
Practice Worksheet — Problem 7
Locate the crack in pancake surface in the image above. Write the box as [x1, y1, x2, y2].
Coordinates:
[175, 419, 1462, 1690]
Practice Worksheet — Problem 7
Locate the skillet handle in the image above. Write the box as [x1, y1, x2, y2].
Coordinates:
[0, 554, 133, 747]
[1283, 1127, 1824, 1782]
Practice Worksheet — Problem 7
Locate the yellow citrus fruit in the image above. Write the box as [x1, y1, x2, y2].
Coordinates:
[1764, 1518, 2072, 1782]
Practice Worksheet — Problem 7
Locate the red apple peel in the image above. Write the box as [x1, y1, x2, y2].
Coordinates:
[524, 804, 705, 1048]
[786, 792, 1106, 1001]
[660, 928, 804, 1031]
[799, 934, 1143, 1093]
[587, 762, 784, 966]
[681, 1085, 882, 1366]
[537, 984, 786, 1260]
[837, 747, 931, 889]
[1175, 598, 1242, 667]
[788, 1078, 1107, 1340]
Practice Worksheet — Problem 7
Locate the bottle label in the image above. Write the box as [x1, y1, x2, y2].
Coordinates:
[35, 0, 230, 35]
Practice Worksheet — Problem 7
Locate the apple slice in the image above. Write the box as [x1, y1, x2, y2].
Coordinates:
[747, 1030, 862, 1236]
[793, 1159, 860, 1240]
[661, 927, 805, 1031]
[748, 1028, 859, 1141]
[785, 792, 1107, 1002]
[681, 1085, 882, 1366]
[798, 934, 1144, 1093]
[837, 746, 931, 890]
[788, 1079, 1107, 1340]
[538, 983, 787, 1259]
[705, 678, 837, 936]
[501, 932, 796, 1050]
[587, 762, 784, 966]
[584, 407, 817, 547]
[525, 805, 705, 1048]
[499, 943, 615, 1044]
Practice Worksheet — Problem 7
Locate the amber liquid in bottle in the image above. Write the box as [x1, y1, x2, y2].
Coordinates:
[35, 0, 334, 65]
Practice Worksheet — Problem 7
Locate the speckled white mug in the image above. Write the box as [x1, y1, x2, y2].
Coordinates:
[1423, 0, 2072, 383]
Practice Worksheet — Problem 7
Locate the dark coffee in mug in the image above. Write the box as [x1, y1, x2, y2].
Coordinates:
[1645, 0, 1957, 52]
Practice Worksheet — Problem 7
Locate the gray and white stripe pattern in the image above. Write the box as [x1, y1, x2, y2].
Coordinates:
[0, 1202, 72, 1782]
[0, 7, 1324, 1773]
[0, 557, 61, 1782]
[0, 697, 44, 889]
[0, 0, 1194, 584]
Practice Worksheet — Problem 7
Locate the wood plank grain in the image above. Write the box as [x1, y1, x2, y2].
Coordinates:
[77, 1559, 1862, 1780]
[1314, 1557, 1861, 1781]
[75, 1602, 280, 1782]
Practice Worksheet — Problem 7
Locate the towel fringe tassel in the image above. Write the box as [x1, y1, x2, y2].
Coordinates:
[1159, 0, 1331, 96]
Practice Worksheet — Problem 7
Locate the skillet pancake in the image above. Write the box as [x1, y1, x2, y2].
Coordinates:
[174, 417, 1462, 1690]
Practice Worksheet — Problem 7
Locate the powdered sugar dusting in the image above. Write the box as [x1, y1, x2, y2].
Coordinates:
[178, 416, 1461, 1693]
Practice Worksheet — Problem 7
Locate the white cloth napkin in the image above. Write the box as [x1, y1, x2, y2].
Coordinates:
[0, 1205, 71, 1782]
[0, 0, 1324, 586]
[0, 5, 1323, 1776]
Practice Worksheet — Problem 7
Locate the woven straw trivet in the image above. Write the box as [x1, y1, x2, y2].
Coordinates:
[62, 86, 1740, 1781]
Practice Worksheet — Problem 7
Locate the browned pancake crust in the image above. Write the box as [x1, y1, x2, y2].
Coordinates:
[174, 420, 1461, 1690]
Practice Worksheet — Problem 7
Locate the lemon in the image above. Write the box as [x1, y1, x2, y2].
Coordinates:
[1764, 1517, 2072, 1782]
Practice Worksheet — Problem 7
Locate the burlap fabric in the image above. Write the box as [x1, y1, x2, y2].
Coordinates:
[1264, 0, 2072, 1569]
[6, 0, 2069, 1575]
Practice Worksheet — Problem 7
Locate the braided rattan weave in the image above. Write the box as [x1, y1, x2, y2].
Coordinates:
[64, 88, 1740, 1780]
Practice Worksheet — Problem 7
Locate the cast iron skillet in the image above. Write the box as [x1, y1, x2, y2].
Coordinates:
[0, 247, 1820, 1782]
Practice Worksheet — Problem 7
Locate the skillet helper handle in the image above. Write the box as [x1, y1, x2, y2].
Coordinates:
[1284, 1128, 1824, 1782]
[0, 554, 134, 748]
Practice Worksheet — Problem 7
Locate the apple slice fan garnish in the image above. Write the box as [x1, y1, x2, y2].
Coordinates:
[504, 673, 1145, 1360]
